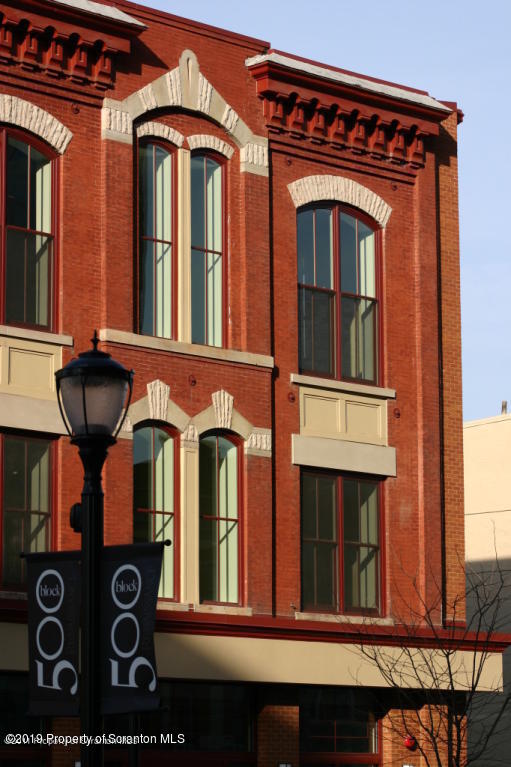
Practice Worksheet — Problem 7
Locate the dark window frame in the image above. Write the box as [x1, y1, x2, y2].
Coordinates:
[190, 150, 227, 349]
[199, 430, 243, 606]
[136, 137, 178, 340]
[301, 470, 383, 616]
[0, 127, 57, 332]
[300, 686, 381, 765]
[297, 203, 381, 385]
[133, 421, 180, 602]
[0, 431, 54, 591]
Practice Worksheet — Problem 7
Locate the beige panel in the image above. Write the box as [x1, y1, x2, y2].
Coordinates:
[291, 372, 396, 399]
[345, 399, 382, 442]
[0, 392, 66, 434]
[299, 386, 387, 446]
[0, 337, 62, 400]
[178, 148, 191, 343]
[465, 510, 511, 562]
[0, 621, 503, 694]
[292, 434, 396, 477]
[154, 632, 503, 692]
[181, 443, 199, 603]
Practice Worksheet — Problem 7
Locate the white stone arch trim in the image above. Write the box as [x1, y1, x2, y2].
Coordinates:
[288, 175, 392, 228]
[0, 94, 72, 154]
[101, 49, 267, 175]
[127, 380, 189, 432]
[136, 121, 184, 147]
[187, 134, 234, 159]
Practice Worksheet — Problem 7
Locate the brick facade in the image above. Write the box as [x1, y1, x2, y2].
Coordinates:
[0, 1, 471, 765]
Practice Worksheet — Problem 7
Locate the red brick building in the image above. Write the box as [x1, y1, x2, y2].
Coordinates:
[0, 1, 498, 766]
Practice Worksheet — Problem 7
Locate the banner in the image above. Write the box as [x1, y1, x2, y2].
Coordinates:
[26, 551, 81, 716]
[100, 542, 163, 715]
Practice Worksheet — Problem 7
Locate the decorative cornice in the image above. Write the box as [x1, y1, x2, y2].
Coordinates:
[212, 390, 234, 430]
[137, 122, 184, 147]
[187, 134, 234, 158]
[288, 175, 392, 228]
[0, 95, 72, 153]
[0, 2, 143, 90]
[147, 379, 170, 422]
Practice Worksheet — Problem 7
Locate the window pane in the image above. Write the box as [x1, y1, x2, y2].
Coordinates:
[133, 427, 175, 599]
[27, 440, 49, 513]
[299, 287, 335, 375]
[315, 209, 333, 289]
[317, 476, 336, 540]
[344, 544, 358, 609]
[200, 436, 217, 516]
[154, 429, 173, 513]
[218, 438, 237, 520]
[6, 137, 28, 227]
[301, 541, 315, 609]
[2, 436, 50, 587]
[206, 158, 222, 252]
[360, 482, 378, 545]
[200, 436, 238, 604]
[297, 209, 314, 285]
[5, 228, 52, 328]
[191, 155, 205, 248]
[359, 545, 377, 609]
[313, 290, 335, 375]
[358, 222, 375, 298]
[155, 241, 172, 338]
[341, 297, 375, 381]
[316, 542, 336, 607]
[26, 234, 50, 327]
[302, 474, 317, 538]
[154, 146, 172, 243]
[139, 144, 154, 238]
[207, 250, 222, 346]
[139, 240, 154, 335]
[199, 517, 217, 601]
[3, 511, 23, 585]
[340, 213, 357, 294]
[191, 248, 205, 343]
[4, 437, 25, 510]
[343, 480, 358, 542]
[30, 147, 52, 233]
[133, 427, 153, 511]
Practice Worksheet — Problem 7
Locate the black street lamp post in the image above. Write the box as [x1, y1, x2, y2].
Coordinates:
[56, 332, 133, 767]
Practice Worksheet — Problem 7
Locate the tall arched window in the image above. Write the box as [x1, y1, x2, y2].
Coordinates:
[133, 424, 178, 599]
[199, 433, 240, 603]
[297, 205, 379, 383]
[138, 141, 175, 338]
[2, 130, 55, 329]
[191, 153, 224, 347]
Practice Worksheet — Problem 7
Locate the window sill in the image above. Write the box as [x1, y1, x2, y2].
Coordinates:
[295, 611, 394, 626]
[0, 324, 73, 347]
[156, 601, 253, 617]
[100, 328, 274, 369]
[291, 372, 395, 399]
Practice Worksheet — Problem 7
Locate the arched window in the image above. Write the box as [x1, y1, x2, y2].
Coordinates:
[133, 424, 178, 600]
[138, 141, 175, 338]
[297, 205, 379, 383]
[191, 153, 224, 347]
[199, 433, 240, 603]
[2, 130, 55, 329]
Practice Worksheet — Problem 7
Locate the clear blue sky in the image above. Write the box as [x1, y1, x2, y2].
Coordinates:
[137, 0, 510, 422]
